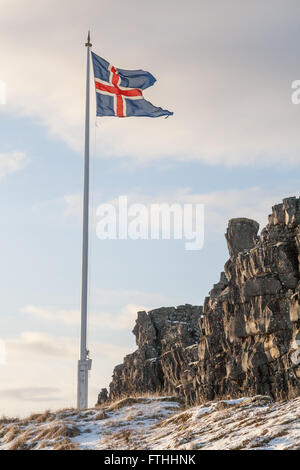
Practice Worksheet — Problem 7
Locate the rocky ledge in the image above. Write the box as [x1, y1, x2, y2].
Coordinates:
[98, 197, 300, 406]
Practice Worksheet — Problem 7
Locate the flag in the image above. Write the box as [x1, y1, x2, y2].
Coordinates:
[91, 52, 173, 118]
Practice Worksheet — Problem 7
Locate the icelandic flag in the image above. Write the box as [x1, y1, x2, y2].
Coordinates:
[91, 52, 173, 118]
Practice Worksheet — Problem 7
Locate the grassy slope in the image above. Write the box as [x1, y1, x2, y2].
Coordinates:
[0, 395, 299, 450]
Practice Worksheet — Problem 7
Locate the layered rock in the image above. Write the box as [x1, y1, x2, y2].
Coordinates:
[100, 197, 300, 405]
[225, 218, 259, 257]
[108, 305, 201, 400]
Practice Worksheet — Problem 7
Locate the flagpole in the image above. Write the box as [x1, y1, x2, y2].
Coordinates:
[77, 31, 92, 409]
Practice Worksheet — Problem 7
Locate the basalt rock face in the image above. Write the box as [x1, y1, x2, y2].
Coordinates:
[102, 197, 300, 405]
[225, 218, 259, 257]
[97, 388, 109, 405]
[108, 305, 202, 400]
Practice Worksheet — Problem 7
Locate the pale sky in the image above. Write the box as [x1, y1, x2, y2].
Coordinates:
[1, 0, 300, 417]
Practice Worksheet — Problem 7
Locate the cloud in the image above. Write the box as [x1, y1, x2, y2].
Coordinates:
[90, 304, 148, 330]
[91, 185, 300, 238]
[165, 186, 300, 235]
[1, 1, 300, 166]
[0, 387, 62, 402]
[63, 194, 82, 218]
[32, 193, 90, 227]
[20, 303, 149, 330]
[20, 305, 79, 325]
[91, 342, 133, 361]
[0, 328, 133, 416]
[0, 151, 27, 179]
[157, 186, 290, 235]
[34, 184, 299, 244]
[92, 288, 170, 310]
[7, 331, 77, 358]
[6, 330, 132, 362]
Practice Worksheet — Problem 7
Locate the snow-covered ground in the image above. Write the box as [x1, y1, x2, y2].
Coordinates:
[0, 395, 299, 450]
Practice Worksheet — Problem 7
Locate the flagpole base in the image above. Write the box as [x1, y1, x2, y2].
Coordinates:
[77, 359, 92, 409]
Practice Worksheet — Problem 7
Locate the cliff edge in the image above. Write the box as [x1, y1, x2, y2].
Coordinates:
[98, 197, 300, 405]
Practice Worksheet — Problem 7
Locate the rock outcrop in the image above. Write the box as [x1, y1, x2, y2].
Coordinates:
[109, 305, 201, 400]
[97, 388, 109, 405]
[99, 197, 300, 405]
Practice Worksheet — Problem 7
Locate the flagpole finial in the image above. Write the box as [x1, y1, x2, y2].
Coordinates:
[85, 30, 92, 48]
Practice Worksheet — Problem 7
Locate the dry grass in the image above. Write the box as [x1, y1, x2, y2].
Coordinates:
[280, 417, 300, 425]
[125, 414, 135, 422]
[56, 408, 76, 415]
[216, 411, 235, 423]
[249, 429, 288, 448]
[123, 410, 163, 422]
[106, 393, 181, 410]
[105, 419, 127, 429]
[32, 423, 80, 443]
[215, 401, 236, 411]
[7, 430, 33, 450]
[35, 410, 52, 423]
[108, 397, 146, 411]
[160, 410, 192, 428]
[56, 424, 80, 438]
[25, 413, 41, 422]
[111, 429, 132, 445]
[187, 441, 201, 450]
[20, 410, 54, 425]
[1, 393, 295, 451]
[231, 438, 252, 450]
[19, 408, 78, 427]
[94, 411, 108, 421]
[0, 415, 19, 425]
[0, 425, 8, 439]
[34, 439, 51, 450]
[100, 429, 136, 450]
[4, 424, 20, 443]
[206, 430, 230, 443]
[53, 438, 79, 450]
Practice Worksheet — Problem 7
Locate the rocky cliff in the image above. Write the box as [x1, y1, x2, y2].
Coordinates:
[108, 305, 202, 401]
[98, 197, 300, 405]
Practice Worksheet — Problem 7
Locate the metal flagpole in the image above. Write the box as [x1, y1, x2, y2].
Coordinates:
[77, 31, 92, 409]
